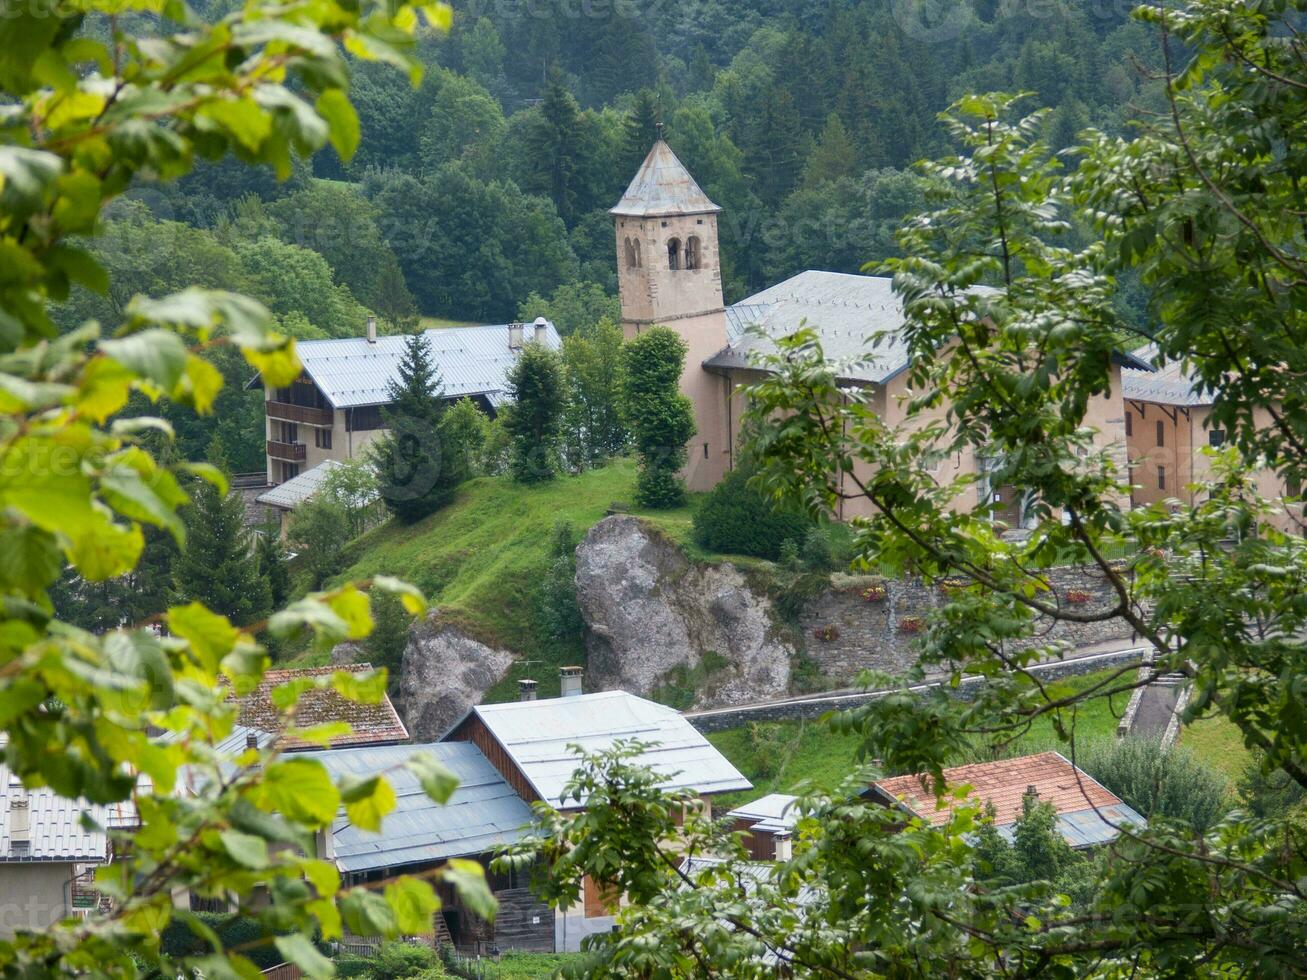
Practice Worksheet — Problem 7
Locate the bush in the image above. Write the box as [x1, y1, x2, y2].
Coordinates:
[692, 464, 812, 560]
[539, 519, 584, 643]
[160, 911, 305, 970]
[368, 941, 443, 980]
[1079, 737, 1231, 832]
[1238, 750, 1307, 819]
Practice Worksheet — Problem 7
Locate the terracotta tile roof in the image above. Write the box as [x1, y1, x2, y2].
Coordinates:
[234, 664, 409, 750]
[871, 752, 1122, 828]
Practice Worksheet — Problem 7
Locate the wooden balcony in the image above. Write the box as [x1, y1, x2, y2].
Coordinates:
[267, 440, 306, 462]
[266, 400, 333, 427]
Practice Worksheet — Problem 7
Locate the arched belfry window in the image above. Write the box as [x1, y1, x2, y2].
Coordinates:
[667, 237, 682, 270]
[685, 235, 701, 270]
[632, 238, 641, 268]
[624, 236, 637, 268]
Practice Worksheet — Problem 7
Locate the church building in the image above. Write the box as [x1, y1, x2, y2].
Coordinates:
[611, 141, 1142, 522]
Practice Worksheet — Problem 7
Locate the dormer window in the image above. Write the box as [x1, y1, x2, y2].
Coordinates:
[685, 235, 701, 270]
[667, 237, 682, 270]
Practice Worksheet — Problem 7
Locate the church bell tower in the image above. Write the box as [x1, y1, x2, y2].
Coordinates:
[612, 140, 729, 491]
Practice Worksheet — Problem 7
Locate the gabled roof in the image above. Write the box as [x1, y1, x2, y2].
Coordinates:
[709, 271, 920, 385]
[450, 691, 751, 809]
[709, 270, 1150, 385]
[256, 460, 378, 512]
[250, 322, 561, 411]
[0, 769, 131, 863]
[870, 752, 1145, 848]
[233, 664, 409, 750]
[1122, 342, 1212, 407]
[611, 140, 721, 218]
[302, 742, 534, 872]
[726, 793, 800, 835]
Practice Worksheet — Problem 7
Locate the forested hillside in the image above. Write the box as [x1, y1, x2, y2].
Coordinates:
[56, 0, 1165, 469]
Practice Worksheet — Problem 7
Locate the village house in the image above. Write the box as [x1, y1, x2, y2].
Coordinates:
[0, 767, 133, 937]
[232, 664, 410, 750]
[612, 142, 1147, 523]
[250, 317, 560, 487]
[866, 751, 1145, 849]
[1122, 345, 1301, 528]
[725, 793, 800, 862]
[441, 672, 751, 952]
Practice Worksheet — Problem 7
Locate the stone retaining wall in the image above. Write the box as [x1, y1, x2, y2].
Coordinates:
[797, 565, 1132, 685]
[684, 647, 1145, 734]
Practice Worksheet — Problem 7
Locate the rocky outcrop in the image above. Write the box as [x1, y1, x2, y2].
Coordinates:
[574, 516, 792, 706]
[397, 616, 514, 739]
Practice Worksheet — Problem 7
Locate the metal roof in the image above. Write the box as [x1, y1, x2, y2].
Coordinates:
[301, 742, 535, 872]
[611, 140, 721, 218]
[256, 460, 378, 511]
[1122, 342, 1212, 407]
[458, 691, 752, 809]
[710, 270, 1149, 383]
[726, 793, 800, 834]
[0, 769, 124, 863]
[709, 271, 920, 384]
[262, 322, 561, 411]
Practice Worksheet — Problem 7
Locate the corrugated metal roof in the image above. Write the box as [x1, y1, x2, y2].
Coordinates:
[611, 140, 721, 218]
[726, 793, 799, 834]
[256, 460, 378, 511]
[285, 322, 560, 410]
[0, 769, 121, 862]
[1122, 343, 1212, 407]
[709, 271, 919, 384]
[459, 692, 752, 809]
[301, 742, 535, 872]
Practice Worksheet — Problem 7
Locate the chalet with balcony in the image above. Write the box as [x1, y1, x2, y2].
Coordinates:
[251, 317, 560, 485]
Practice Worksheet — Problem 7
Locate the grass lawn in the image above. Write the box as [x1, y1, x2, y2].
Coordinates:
[707, 668, 1139, 809]
[333, 459, 696, 700]
[1178, 714, 1253, 782]
[473, 952, 580, 978]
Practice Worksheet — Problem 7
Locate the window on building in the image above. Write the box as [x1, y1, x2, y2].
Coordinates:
[315, 428, 332, 450]
[667, 237, 681, 270]
[1156, 420, 1165, 447]
[1288, 474, 1302, 497]
[347, 405, 384, 432]
[280, 421, 298, 443]
[633, 238, 641, 267]
[1124, 411, 1132, 437]
[624, 237, 638, 268]
[1209, 429, 1226, 447]
[1158, 465, 1166, 490]
[685, 235, 701, 270]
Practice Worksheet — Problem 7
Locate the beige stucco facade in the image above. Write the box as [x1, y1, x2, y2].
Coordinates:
[263, 387, 385, 485]
[0, 863, 78, 937]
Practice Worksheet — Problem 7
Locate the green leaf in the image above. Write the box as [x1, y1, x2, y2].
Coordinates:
[443, 859, 496, 922]
[167, 602, 240, 673]
[316, 89, 359, 161]
[274, 934, 335, 979]
[198, 96, 272, 153]
[326, 585, 372, 640]
[405, 752, 459, 805]
[260, 759, 340, 828]
[384, 876, 440, 935]
[340, 774, 396, 833]
[220, 829, 269, 869]
[371, 575, 427, 616]
[339, 887, 398, 938]
[100, 465, 186, 543]
[68, 514, 144, 581]
[101, 329, 188, 390]
[0, 525, 62, 594]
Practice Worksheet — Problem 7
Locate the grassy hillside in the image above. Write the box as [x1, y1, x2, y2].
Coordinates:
[333, 459, 694, 700]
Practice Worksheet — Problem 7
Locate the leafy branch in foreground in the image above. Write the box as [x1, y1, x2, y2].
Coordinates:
[0, 2, 499, 978]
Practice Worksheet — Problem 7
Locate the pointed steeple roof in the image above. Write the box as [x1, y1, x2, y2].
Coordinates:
[611, 140, 721, 218]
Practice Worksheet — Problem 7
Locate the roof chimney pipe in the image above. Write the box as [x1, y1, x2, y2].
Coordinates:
[518, 678, 538, 702]
[508, 323, 524, 350]
[532, 316, 548, 343]
[366, 314, 377, 345]
[560, 666, 583, 698]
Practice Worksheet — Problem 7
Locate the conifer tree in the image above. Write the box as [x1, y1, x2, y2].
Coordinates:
[172, 444, 271, 627]
[622, 89, 661, 174]
[372, 331, 456, 522]
[504, 342, 565, 483]
[522, 68, 583, 224]
[803, 113, 858, 187]
[255, 527, 290, 610]
[623, 326, 695, 508]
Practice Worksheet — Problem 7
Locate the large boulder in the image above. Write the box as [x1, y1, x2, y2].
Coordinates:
[574, 516, 792, 706]
[397, 616, 514, 739]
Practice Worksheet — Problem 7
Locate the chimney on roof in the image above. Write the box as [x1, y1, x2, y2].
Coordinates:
[508, 323, 524, 350]
[532, 316, 548, 343]
[246, 731, 260, 750]
[366, 314, 377, 345]
[773, 831, 792, 862]
[8, 788, 29, 849]
[518, 678, 538, 702]
[560, 666, 583, 698]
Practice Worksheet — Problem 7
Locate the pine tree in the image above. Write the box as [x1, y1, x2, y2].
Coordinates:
[749, 86, 808, 203]
[803, 113, 858, 187]
[371, 331, 457, 522]
[172, 450, 271, 627]
[255, 528, 290, 610]
[503, 342, 565, 483]
[622, 90, 661, 175]
[522, 68, 583, 224]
